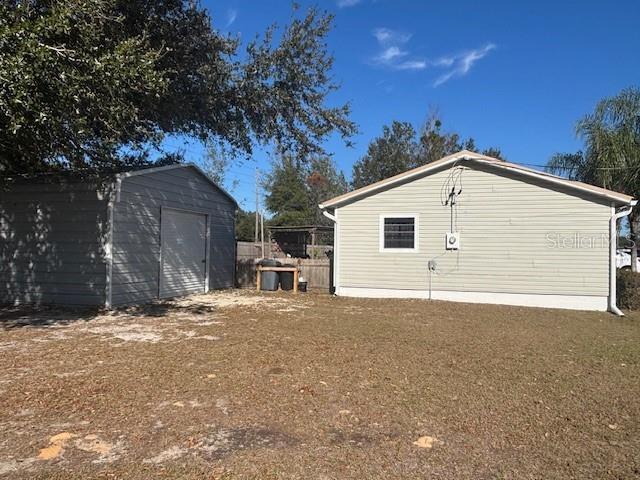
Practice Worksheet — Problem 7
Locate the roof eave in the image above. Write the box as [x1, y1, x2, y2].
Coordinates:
[471, 158, 635, 206]
[320, 151, 475, 209]
[320, 152, 636, 209]
[117, 163, 238, 208]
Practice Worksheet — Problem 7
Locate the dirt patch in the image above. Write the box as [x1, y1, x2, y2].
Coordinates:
[196, 427, 297, 460]
[37, 432, 76, 460]
[73, 435, 124, 464]
[172, 290, 307, 311]
[1, 290, 639, 479]
[140, 426, 296, 465]
[0, 458, 35, 476]
[87, 324, 164, 343]
[142, 445, 188, 464]
[413, 435, 442, 449]
[33, 432, 123, 464]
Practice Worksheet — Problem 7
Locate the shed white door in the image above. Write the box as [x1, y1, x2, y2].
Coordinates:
[160, 209, 207, 298]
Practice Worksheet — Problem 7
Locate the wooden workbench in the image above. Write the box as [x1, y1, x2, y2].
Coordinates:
[256, 265, 299, 293]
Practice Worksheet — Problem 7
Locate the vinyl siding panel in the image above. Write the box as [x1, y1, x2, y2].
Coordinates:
[0, 182, 109, 306]
[337, 164, 611, 297]
[111, 167, 235, 306]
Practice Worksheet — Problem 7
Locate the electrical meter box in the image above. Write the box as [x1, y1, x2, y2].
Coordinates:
[445, 232, 460, 250]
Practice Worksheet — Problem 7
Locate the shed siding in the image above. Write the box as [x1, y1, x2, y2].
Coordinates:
[111, 167, 235, 306]
[337, 164, 611, 297]
[0, 182, 109, 306]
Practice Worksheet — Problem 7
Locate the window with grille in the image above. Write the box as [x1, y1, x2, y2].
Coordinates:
[380, 215, 418, 251]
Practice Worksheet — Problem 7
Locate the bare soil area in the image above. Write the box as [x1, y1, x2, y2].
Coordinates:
[1, 290, 639, 479]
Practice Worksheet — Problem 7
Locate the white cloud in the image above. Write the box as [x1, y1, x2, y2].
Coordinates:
[337, 0, 362, 7]
[373, 28, 411, 46]
[375, 46, 407, 62]
[432, 56, 455, 68]
[369, 27, 494, 81]
[396, 60, 427, 71]
[225, 8, 237, 27]
[433, 43, 496, 86]
[371, 27, 423, 70]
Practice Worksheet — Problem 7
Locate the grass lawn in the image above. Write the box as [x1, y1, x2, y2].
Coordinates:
[1, 290, 639, 479]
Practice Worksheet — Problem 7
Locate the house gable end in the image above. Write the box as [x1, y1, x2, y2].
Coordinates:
[320, 151, 634, 209]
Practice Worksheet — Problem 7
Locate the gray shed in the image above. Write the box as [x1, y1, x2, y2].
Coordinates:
[0, 164, 237, 307]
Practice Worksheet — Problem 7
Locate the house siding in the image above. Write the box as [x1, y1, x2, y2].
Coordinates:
[336, 163, 611, 297]
[0, 182, 110, 306]
[111, 167, 235, 306]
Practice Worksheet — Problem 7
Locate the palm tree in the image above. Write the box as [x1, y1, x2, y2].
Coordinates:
[547, 87, 640, 272]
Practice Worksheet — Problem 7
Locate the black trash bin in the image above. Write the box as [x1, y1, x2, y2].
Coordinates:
[259, 259, 280, 291]
[279, 264, 295, 291]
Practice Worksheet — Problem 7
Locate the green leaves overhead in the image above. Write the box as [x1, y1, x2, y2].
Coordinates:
[351, 121, 417, 190]
[0, 1, 356, 177]
[265, 153, 348, 226]
[351, 114, 504, 189]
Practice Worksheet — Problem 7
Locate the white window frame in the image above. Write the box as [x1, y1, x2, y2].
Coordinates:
[379, 214, 419, 253]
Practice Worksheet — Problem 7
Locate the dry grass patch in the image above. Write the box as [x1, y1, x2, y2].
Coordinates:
[0, 290, 639, 479]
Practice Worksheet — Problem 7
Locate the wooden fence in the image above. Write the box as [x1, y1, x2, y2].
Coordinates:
[298, 259, 331, 289]
[236, 242, 261, 288]
[235, 241, 331, 291]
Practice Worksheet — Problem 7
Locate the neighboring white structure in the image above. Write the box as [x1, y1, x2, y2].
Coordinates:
[320, 151, 637, 314]
[617, 250, 640, 271]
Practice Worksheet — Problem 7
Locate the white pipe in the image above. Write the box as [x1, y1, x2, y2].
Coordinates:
[321, 209, 338, 294]
[322, 210, 336, 223]
[609, 204, 633, 315]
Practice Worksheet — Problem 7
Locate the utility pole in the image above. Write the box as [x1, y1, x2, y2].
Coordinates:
[254, 167, 259, 245]
[260, 210, 265, 258]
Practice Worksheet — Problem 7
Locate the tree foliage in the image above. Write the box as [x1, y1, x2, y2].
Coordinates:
[200, 143, 229, 186]
[307, 156, 349, 225]
[235, 209, 256, 242]
[0, 1, 356, 177]
[481, 147, 505, 160]
[265, 153, 348, 226]
[351, 121, 417, 189]
[418, 114, 471, 165]
[547, 87, 640, 271]
[351, 114, 504, 189]
[264, 155, 311, 226]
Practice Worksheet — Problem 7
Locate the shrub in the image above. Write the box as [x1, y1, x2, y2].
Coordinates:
[617, 270, 640, 310]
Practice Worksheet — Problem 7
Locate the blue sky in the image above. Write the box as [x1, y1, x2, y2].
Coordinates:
[173, 0, 640, 210]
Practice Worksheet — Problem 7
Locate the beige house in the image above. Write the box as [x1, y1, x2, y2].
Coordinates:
[319, 151, 636, 314]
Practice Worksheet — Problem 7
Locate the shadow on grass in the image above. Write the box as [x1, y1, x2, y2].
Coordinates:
[0, 305, 100, 330]
[0, 300, 220, 330]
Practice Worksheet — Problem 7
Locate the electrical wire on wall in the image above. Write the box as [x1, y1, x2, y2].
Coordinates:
[440, 165, 466, 233]
[427, 165, 468, 298]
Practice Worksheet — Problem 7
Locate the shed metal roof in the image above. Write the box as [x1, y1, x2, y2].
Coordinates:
[6, 163, 239, 209]
[117, 163, 238, 208]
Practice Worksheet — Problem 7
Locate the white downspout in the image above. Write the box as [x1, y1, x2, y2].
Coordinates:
[609, 203, 634, 315]
[321, 208, 338, 294]
[322, 210, 336, 223]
